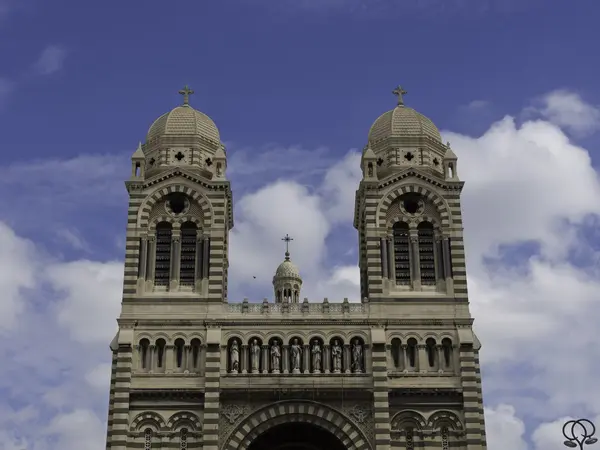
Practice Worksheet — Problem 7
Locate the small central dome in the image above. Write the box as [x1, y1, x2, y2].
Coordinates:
[146, 86, 220, 144]
[368, 86, 441, 143]
[275, 254, 301, 279]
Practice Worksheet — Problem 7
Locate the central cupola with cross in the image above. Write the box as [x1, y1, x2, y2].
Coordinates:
[131, 85, 228, 182]
[273, 234, 303, 303]
[362, 86, 458, 182]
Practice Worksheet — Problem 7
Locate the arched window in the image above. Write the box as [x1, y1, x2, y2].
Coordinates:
[139, 338, 150, 370]
[406, 427, 414, 450]
[442, 338, 453, 368]
[407, 338, 417, 368]
[190, 338, 201, 372]
[393, 222, 411, 285]
[426, 338, 437, 368]
[180, 428, 188, 450]
[391, 338, 402, 369]
[144, 428, 153, 450]
[418, 222, 436, 285]
[180, 222, 197, 286]
[155, 222, 172, 286]
[156, 339, 166, 369]
[175, 338, 185, 369]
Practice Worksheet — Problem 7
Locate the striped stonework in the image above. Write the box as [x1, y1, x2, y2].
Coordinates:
[108, 344, 134, 450]
[223, 401, 372, 450]
[372, 343, 391, 450]
[202, 343, 221, 450]
[474, 351, 487, 450]
[458, 345, 483, 450]
[105, 350, 118, 450]
[123, 194, 146, 297]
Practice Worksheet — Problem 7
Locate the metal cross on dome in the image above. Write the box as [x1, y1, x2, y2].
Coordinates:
[282, 234, 294, 255]
[392, 85, 408, 106]
[178, 85, 194, 105]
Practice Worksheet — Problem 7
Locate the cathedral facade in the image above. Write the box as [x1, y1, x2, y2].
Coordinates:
[104, 86, 488, 450]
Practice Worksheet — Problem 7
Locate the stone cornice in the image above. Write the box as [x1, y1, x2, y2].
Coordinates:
[130, 389, 205, 401]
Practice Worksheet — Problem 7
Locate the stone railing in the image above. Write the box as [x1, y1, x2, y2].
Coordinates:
[227, 298, 367, 315]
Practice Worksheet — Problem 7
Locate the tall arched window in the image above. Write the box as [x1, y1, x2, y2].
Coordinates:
[407, 338, 418, 368]
[156, 339, 166, 369]
[418, 222, 436, 285]
[393, 222, 411, 285]
[180, 222, 197, 286]
[426, 338, 437, 368]
[144, 428, 153, 450]
[175, 338, 185, 369]
[190, 338, 201, 372]
[391, 338, 402, 369]
[155, 222, 172, 286]
[139, 338, 150, 370]
[442, 338, 453, 368]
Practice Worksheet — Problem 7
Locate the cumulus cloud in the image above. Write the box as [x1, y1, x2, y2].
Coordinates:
[528, 89, 600, 137]
[33, 45, 67, 76]
[0, 88, 599, 450]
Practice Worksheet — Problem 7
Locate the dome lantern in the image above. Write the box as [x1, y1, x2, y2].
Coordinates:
[273, 234, 302, 304]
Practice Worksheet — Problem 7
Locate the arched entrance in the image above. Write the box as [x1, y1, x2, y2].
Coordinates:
[222, 400, 372, 450]
[247, 422, 345, 450]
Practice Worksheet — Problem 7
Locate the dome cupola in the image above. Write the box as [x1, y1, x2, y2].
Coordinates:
[273, 234, 302, 303]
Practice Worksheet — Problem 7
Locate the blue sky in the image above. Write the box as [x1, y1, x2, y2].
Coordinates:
[1, 1, 600, 450]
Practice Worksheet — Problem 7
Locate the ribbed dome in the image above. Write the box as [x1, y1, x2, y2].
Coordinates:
[146, 105, 220, 143]
[368, 105, 441, 143]
[275, 256, 301, 279]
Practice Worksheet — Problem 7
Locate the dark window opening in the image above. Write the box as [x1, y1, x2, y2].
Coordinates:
[418, 222, 436, 285]
[180, 222, 197, 286]
[393, 222, 411, 285]
[154, 223, 172, 286]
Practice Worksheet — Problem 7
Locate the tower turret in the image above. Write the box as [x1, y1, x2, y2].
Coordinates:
[272, 234, 302, 303]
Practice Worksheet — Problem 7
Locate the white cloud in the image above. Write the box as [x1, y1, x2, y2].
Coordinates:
[85, 363, 112, 391]
[485, 405, 528, 450]
[529, 89, 600, 137]
[33, 45, 67, 76]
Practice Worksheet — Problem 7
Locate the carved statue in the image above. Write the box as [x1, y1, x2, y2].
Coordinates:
[250, 339, 260, 373]
[311, 340, 322, 373]
[331, 340, 342, 373]
[290, 339, 302, 373]
[230, 340, 239, 373]
[352, 339, 363, 373]
[271, 340, 281, 373]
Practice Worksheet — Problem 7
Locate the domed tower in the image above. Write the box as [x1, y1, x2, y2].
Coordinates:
[124, 86, 233, 301]
[354, 86, 464, 301]
[272, 234, 302, 303]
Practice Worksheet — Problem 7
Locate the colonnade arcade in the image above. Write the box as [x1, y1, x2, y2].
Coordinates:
[227, 336, 367, 375]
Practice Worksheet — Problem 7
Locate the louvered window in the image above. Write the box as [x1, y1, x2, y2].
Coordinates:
[418, 222, 436, 285]
[180, 222, 197, 286]
[154, 222, 172, 286]
[393, 223, 411, 285]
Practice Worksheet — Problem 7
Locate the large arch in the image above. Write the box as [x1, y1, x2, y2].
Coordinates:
[377, 183, 452, 230]
[222, 401, 372, 450]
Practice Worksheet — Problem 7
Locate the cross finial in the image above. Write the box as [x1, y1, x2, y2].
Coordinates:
[392, 85, 408, 106]
[178, 85, 194, 105]
[282, 234, 294, 259]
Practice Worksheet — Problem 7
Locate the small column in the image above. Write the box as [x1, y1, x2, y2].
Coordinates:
[303, 344, 310, 374]
[183, 345, 190, 373]
[165, 345, 175, 373]
[282, 345, 289, 374]
[145, 235, 157, 289]
[138, 236, 148, 281]
[241, 345, 248, 374]
[202, 236, 210, 279]
[387, 238, 395, 282]
[400, 344, 408, 372]
[261, 345, 269, 374]
[435, 236, 444, 283]
[417, 345, 428, 373]
[343, 344, 351, 374]
[195, 230, 204, 281]
[410, 234, 421, 290]
[442, 237, 452, 279]
[170, 232, 181, 290]
[380, 238, 388, 279]
[323, 345, 330, 373]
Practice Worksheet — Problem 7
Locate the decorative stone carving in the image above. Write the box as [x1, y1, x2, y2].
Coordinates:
[331, 340, 342, 373]
[348, 404, 370, 424]
[230, 340, 239, 374]
[221, 404, 246, 425]
[290, 339, 302, 374]
[351, 340, 363, 373]
[311, 340, 322, 373]
[271, 340, 281, 373]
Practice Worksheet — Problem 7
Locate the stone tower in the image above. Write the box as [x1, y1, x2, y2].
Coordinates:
[104, 86, 487, 450]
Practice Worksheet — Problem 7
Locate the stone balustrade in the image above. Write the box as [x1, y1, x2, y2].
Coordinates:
[227, 298, 368, 315]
